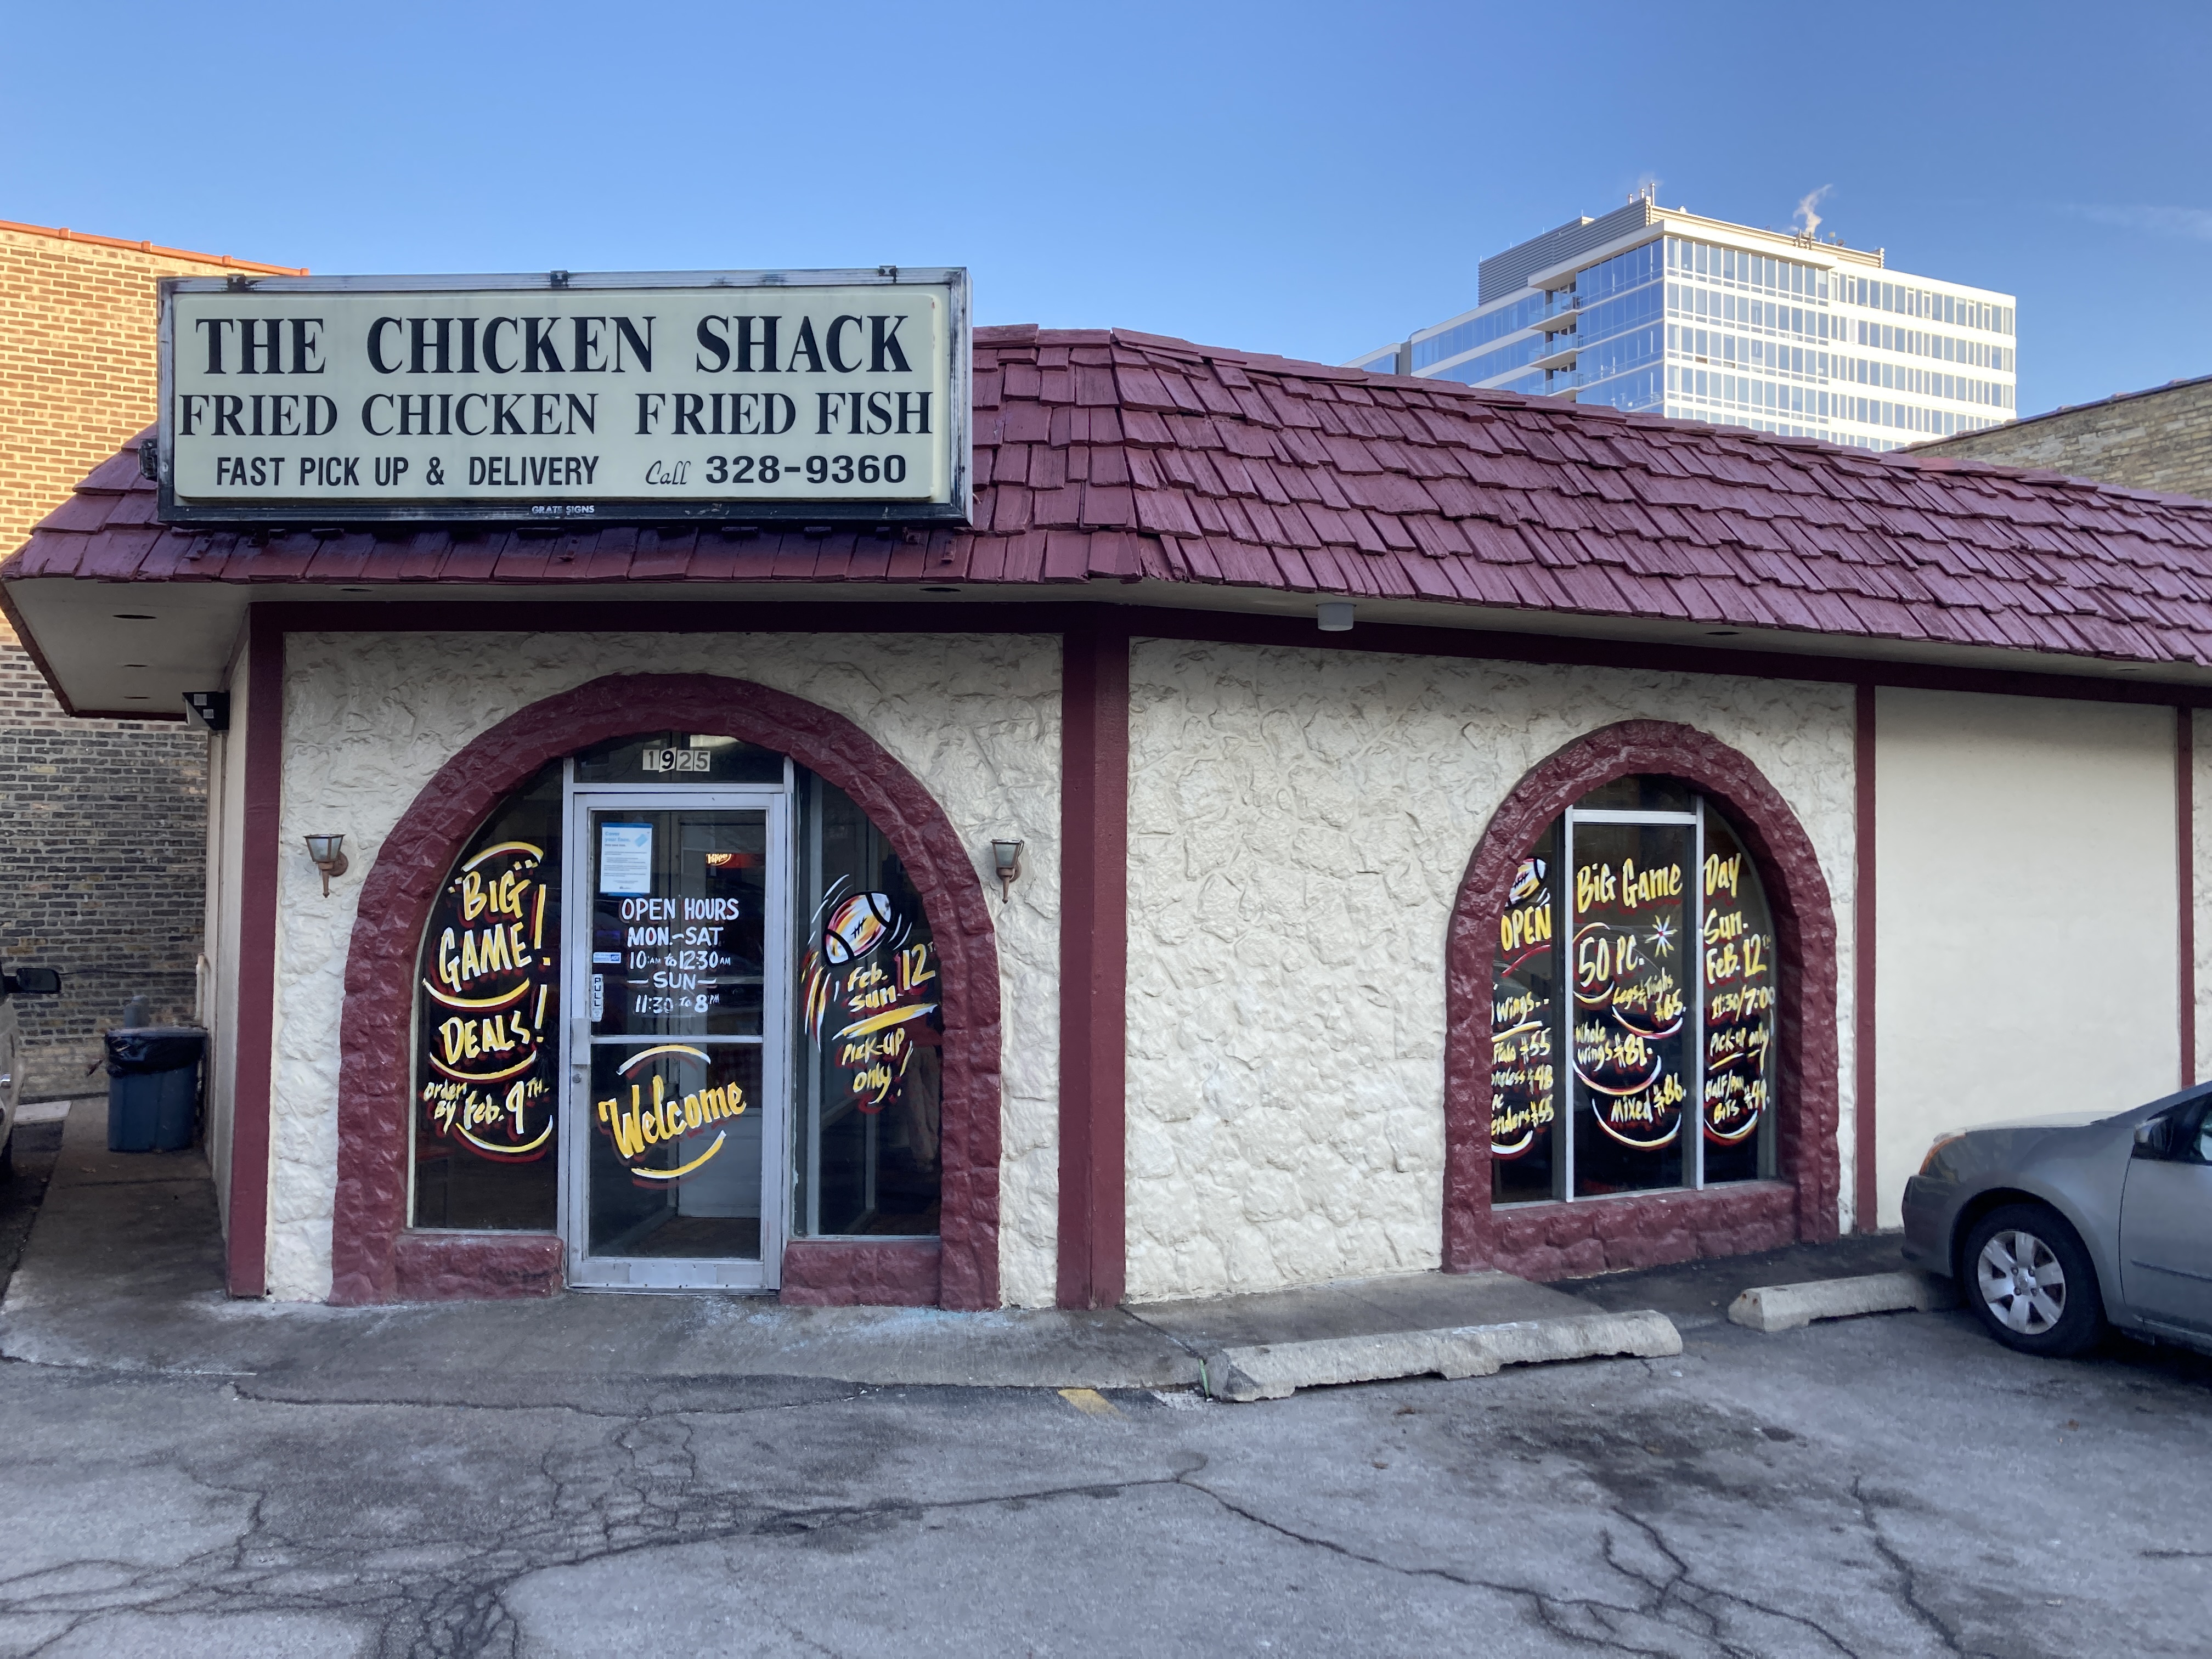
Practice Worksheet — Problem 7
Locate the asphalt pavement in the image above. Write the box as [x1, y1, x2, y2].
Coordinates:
[1, 1107, 2205, 1658]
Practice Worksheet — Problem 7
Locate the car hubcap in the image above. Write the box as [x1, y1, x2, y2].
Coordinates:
[1977, 1229, 2067, 1334]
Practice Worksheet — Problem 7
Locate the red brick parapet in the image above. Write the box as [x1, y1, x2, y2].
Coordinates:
[329, 672, 1002, 1308]
[1444, 719, 1841, 1277]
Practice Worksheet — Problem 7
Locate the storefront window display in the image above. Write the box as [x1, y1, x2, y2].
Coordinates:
[1489, 776, 1779, 1203]
[410, 762, 564, 1231]
[408, 738, 943, 1246]
[794, 771, 943, 1237]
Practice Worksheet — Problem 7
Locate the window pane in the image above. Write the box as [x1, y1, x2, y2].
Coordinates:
[411, 763, 563, 1230]
[1700, 814, 1779, 1183]
[796, 774, 944, 1236]
[588, 1041, 763, 1257]
[1571, 821, 1691, 1195]
[1492, 822, 1562, 1204]
[1576, 774, 1693, 813]
[589, 811, 768, 1039]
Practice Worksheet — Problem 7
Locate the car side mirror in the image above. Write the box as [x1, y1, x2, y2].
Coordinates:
[3, 967, 61, 997]
[2134, 1118, 2172, 1159]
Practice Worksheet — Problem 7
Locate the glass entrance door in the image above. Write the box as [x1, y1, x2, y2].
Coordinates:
[561, 791, 789, 1289]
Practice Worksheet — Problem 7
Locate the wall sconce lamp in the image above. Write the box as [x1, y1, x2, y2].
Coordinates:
[304, 834, 349, 896]
[991, 839, 1024, 902]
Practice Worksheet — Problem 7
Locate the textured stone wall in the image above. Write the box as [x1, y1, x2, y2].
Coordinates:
[1120, 640, 1858, 1304]
[264, 631, 1060, 1305]
[1915, 377, 2212, 501]
[0, 223, 298, 1096]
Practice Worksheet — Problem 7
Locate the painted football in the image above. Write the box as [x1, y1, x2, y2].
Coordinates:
[822, 892, 896, 963]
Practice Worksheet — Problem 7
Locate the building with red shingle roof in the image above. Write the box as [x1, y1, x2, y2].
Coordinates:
[8, 314, 2208, 1313]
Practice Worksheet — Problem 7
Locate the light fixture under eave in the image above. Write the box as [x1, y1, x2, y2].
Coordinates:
[304, 834, 349, 896]
[990, 839, 1024, 902]
[183, 691, 230, 732]
[1317, 601, 1355, 633]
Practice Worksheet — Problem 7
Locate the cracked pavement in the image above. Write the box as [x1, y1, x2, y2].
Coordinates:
[2, 1125, 2207, 1656]
[4, 1296, 2206, 1653]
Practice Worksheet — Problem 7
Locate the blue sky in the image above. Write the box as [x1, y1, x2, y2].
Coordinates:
[4, 1, 2206, 416]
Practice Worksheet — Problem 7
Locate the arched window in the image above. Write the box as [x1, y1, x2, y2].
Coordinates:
[1491, 774, 1779, 1204]
[408, 732, 943, 1283]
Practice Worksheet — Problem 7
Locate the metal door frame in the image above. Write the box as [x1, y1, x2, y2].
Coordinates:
[559, 775, 794, 1290]
[1562, 802, 1703, 1200]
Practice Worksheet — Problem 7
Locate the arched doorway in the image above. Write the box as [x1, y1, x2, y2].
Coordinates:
[329, 673, 1003, 1309]
[1446, 720, 1841, 1278]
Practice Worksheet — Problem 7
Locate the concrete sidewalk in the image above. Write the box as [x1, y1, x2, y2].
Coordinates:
[1, 1101, 1660, 1397]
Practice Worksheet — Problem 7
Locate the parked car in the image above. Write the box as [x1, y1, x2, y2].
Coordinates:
[1, 963, 63, 1177]
[1903, 1086, 2212, 1358]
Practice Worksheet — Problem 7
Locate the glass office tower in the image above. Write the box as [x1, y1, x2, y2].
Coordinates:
[1352, 199, 2015, 453]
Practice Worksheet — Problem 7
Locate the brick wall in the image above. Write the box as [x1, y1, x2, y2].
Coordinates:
[0, 223, 300, 1096]
[1914, 376, 2212, 501]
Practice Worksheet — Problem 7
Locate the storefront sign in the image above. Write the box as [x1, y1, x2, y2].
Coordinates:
[595, 1043, 750, 1181]
[1571, 844, 1690, 1152]
[1699, 844, 1775, 1145]
[154, 268, 970, 524]
[803, 886, 938, 1115]
[1491, 854, 1558, 1159]
[417, 839, 559, 1161]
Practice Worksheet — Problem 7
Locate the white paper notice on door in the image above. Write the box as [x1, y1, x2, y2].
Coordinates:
[598, 822, 653, 896]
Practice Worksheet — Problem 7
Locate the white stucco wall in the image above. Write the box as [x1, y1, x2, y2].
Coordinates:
[1874, 689, 2180, 1227]
[267, 631, 1062, 1305]
[1121, 640, 1860, 1304]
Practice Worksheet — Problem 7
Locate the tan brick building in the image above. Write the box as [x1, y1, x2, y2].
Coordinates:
[1912, 373, 2212, 500]
[0, 219, 302, 1095]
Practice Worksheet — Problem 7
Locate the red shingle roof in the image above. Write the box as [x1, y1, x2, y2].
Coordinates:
[13, 324, 2212, 668]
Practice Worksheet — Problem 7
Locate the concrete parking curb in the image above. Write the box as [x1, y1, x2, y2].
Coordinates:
[1727, 1271, 1956, 1332]
[1200, 1309, 1683, 1402]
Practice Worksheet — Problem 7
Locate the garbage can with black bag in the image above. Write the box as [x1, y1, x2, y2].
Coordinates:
[106, 1027, 206, 1153]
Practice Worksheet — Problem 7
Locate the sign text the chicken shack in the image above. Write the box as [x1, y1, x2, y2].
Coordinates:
[154, 269, 969, 525]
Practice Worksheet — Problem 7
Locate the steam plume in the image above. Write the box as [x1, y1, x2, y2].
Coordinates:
[1793, 185, 1832, 238]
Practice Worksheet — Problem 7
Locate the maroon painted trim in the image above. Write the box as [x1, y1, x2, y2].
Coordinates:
[328, 673, 1002, 1308]
[1855, 685, 1880, 1233]
[1444, 720, 1841, 1277]
[246, 600, 2212, 712]
[395, 1232, 562, 1300]
[2181, 708, 2195, 1089]
[1490, 1182, 1799, 1281]
[1057, 622, 1130, 1310]
[227, 611, 284, 1297]
[781, 1238, 941, 1307]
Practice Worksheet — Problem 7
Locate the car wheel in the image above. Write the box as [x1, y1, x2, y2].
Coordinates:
[1962, 1204, 2105, 1357]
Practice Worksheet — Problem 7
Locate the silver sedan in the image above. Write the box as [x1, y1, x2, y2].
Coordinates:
[1901, 1086, 2212, 1358]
